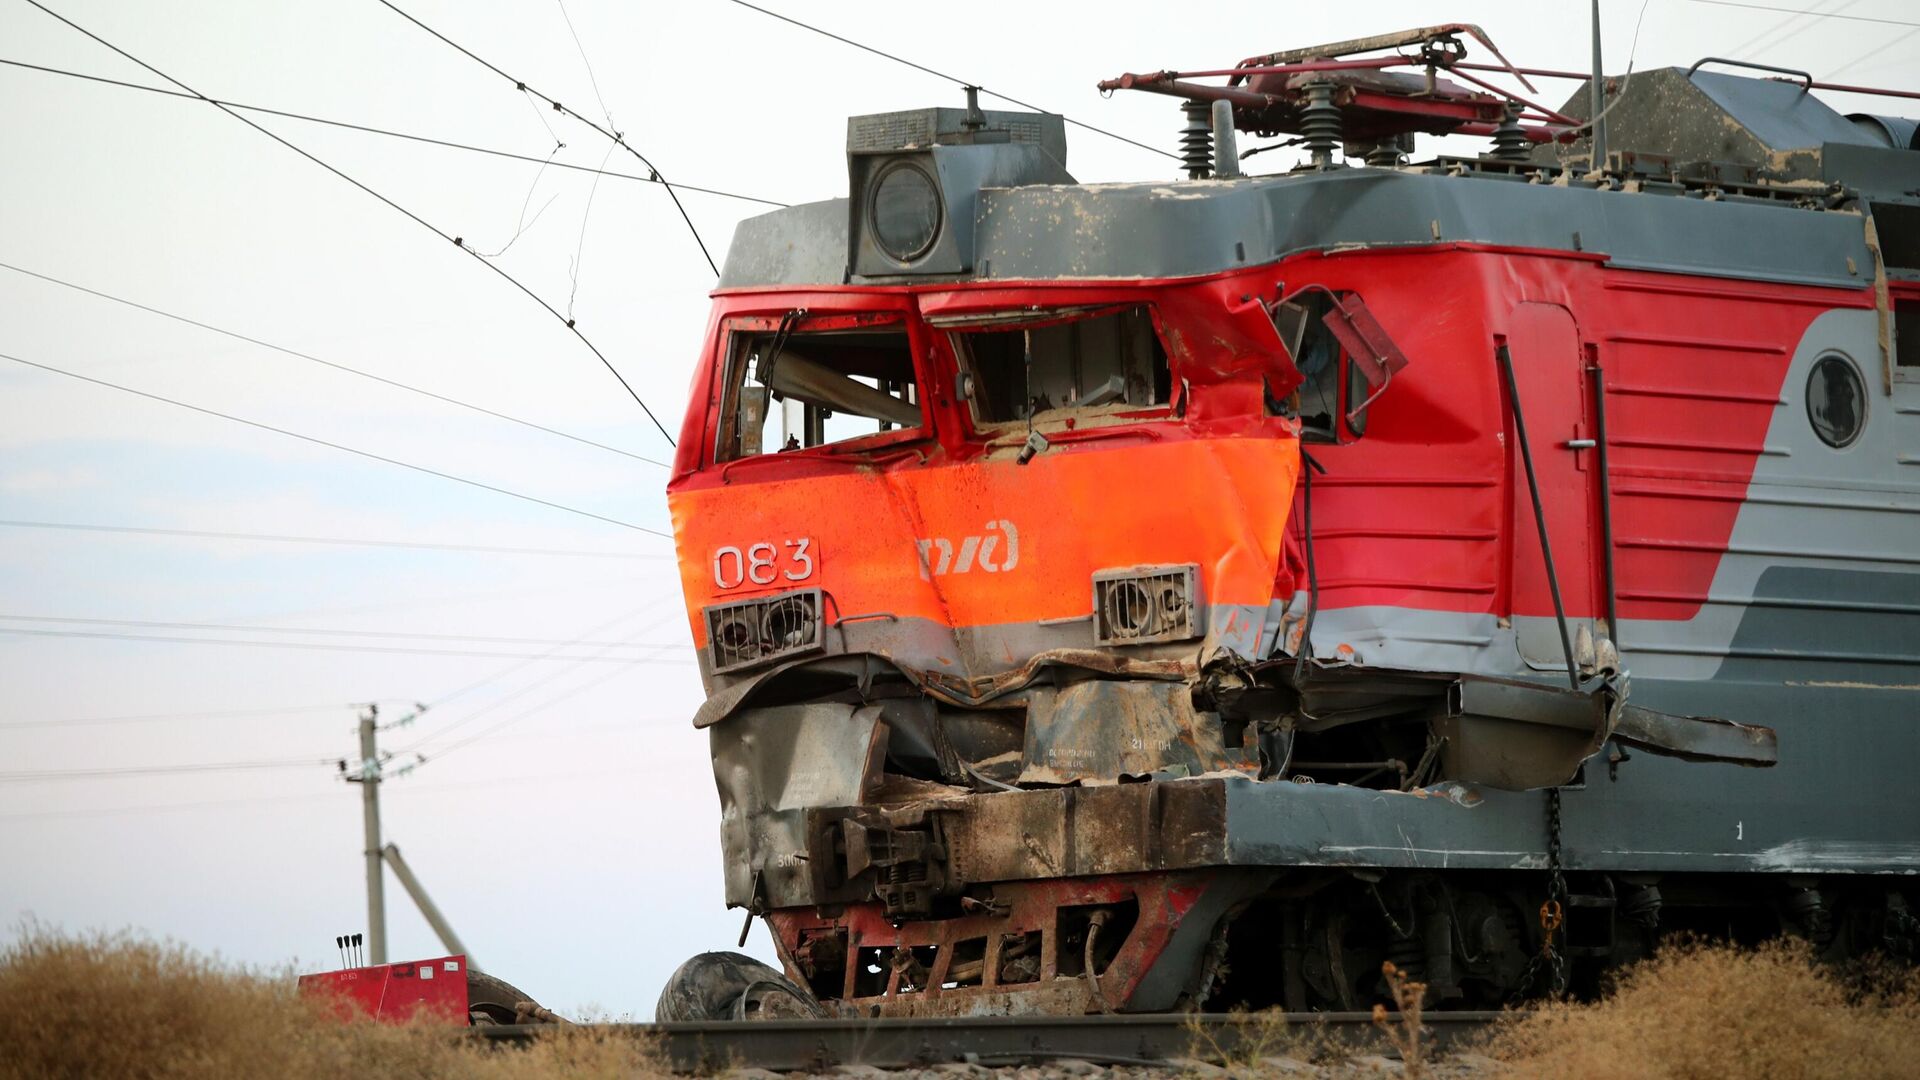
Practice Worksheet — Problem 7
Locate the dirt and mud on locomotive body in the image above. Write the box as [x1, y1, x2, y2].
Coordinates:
[660, 27, 1920, 1018]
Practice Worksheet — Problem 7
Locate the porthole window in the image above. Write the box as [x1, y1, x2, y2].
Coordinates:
[1806, 353, 1867, 449]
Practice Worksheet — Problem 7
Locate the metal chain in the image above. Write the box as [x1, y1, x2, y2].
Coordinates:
[1544, 787, 1569, 996]
[1514, 787, 1570, 1000]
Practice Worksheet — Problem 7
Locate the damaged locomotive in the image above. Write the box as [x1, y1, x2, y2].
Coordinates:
[657, 26, 1920, 1017]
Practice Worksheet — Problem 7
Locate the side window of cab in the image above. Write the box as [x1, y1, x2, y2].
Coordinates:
[1271, 290, 1400, 443]
[713, 315, 926, 463]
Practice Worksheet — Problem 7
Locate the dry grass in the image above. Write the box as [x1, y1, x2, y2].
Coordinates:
[1485, 938, 1920, 1080]
[1371, 961, 1427, 1078]
[1183, 1007, 1366, 1076]
[0, 926, 670, 1080]
[9, 926, 1918, 1079]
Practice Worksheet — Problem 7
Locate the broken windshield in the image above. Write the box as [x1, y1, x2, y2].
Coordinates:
[946, 305, 1171, 425]
[715, 323, 922, 461]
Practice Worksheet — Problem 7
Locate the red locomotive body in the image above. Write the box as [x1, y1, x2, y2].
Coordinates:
[657, 29, 1920, 1017]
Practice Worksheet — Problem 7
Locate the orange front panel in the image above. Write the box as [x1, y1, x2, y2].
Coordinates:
[670, 435, 1299, 647]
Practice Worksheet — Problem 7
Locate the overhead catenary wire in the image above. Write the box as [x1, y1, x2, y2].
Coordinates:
[19, 1, 679, 446]
[0, 613, 682, 650]
[1684, 0, 1920, 27]
[0, 351, 669, 536]
[371, 0, 721, 280]
[1823, 27, 1920, 81]
[0, 260, 670, 468]
[400, 602, 685, 751]
[0, 757, 337, 784]
[553, 0, 616, 126]
[0, 57, 787, 207]
[718, 0, 1178, 162]
[0, 518, 665, 560]
[0, 764, 644, 820]
[1726, 0, 1856, 59]
[406, 655, 648, 767]
[418, 602, 670, 712]
[0, 702, 366, 731]
[0, 625, 694, 663]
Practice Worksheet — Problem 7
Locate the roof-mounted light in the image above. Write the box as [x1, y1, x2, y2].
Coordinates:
[844, 96, 1072, 281]
[868, 161, 942, 264]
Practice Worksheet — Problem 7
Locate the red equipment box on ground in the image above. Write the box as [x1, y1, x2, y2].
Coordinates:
[298, 954, 469, 1024]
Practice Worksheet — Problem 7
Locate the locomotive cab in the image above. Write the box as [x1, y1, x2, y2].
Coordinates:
[663, 30, 1918, 1018]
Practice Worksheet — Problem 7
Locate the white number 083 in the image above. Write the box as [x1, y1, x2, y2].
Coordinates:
[712, 538, 815, 589]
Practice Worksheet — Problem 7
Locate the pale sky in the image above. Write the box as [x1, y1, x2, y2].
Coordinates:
[1, 0, 1912, 1016]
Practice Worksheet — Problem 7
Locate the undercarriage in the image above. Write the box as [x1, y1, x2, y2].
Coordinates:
[674, 648, 1918, 1019]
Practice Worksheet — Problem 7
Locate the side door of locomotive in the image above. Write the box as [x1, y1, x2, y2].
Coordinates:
[1503, 301, 1607, 670]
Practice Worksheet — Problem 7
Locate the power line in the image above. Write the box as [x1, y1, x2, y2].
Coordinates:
[0, 351, 669, 536]
[719, 0, 1178, 162]
[0, 57, 788, 207]
[0, 787, 341, 820]
[0, 518, 665, 560]
[1727, 0, 1855, 58]
[0, 702, 364, 731]
[371, 0, 722, 279]
[1685, 0, 1920, 27]
[0, 625, 693, 663]
[412, 656, 646, 766]
[0, 260, 671, 468]
[20, 1, 679, 446]
[419, 603, 668, 710]
[0, 613, 682, 650]
[0, 764, 640, 819]
[1824, 26, 1920, 80]
[0, 757, 334, 784]
[398, 600, 691, 756]
[553, 0, 615, 126]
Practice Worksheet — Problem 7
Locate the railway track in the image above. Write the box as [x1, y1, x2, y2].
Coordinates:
[475, 1012, 1504, 1072]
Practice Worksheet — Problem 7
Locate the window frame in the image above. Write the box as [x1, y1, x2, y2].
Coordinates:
[1892, 288, 1920, 386]
[938, 303, 1177, 436]
[709, 310, 932, 467]
[1277, 290, 1371, 445]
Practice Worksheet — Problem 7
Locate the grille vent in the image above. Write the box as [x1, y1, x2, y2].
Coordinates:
[1092, 565, 1200, 646]
[704, 589, 824, 674]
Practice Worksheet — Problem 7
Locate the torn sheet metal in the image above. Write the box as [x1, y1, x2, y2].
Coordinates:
[712, 702, 887, 908]
[1433, 673, 1621, 790]
[1613, 704, 1778, 767]
[1016, 679, 1238, 784]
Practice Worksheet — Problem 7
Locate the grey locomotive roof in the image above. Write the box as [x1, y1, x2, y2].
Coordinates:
[719, 166, 1879, 292]
[1542, 68, 1894, 181]
[720, 66, 1919, 294]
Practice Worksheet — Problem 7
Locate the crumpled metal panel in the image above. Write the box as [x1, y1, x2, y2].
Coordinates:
[712, 703, 886, 909]
[945, 780, 1231, 884]
[1613, 703, 1778, 766]
[692, 649, 1194, 731]
[1433, 674, 1619, 791]
[1016, 680, 1237, 785]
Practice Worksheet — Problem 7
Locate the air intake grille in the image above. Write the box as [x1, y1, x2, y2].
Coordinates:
[1092, 565, 1200, 646]
[704, 589, 824, 674]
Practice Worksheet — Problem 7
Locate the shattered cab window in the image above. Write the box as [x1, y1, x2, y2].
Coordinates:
[948, 306, 1171, 425]
[1272, 293, 1371, 441]
[716, 323, 922, 461]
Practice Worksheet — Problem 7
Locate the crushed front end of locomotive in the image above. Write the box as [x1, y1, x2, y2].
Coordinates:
[662, 31, 1920, 1017]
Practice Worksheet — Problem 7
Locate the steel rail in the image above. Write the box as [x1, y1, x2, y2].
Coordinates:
[473, 1011, 1504, 1071]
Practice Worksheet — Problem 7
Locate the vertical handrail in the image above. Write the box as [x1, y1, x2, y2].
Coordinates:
[1498, 343, 1580, 690]
[1588, 360, 1619, 647]
[1291, 449, 1326, 683]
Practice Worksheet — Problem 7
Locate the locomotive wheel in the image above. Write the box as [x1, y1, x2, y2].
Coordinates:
[467, 969, 559, 1025]
[655, 951, 825, 1021]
